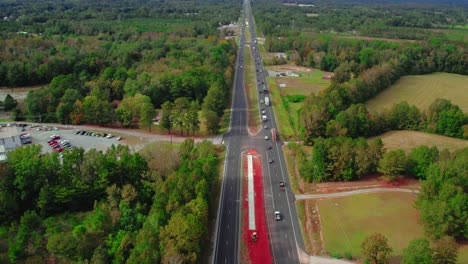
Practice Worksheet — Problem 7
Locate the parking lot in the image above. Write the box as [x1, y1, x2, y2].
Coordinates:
[24, 126, 123, 153]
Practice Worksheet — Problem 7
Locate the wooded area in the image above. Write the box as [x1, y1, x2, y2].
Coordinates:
[0, 139, 222, 263]
[0, 0, 238, 134]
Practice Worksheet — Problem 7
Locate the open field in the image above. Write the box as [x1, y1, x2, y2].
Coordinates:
[371, 130, 468, 152]
[366, 73, 468, 113]
[267, 78, 297, 140]
[265, 66, 331, 140]
[459, 245, 468, 264]
[317, 192, 423, 260]
[266, 65, 331, 96]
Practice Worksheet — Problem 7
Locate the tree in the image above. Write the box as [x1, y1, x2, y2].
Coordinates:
[402, 238, 433, 264]
[203, 110, 220, 135]
[416, 149, 468, 240]
[436, 106, 464, 138]
[4, 94, 17, 111]
[140, 103, 156, 132]
[202, 84, 226, 116]
[407, 146, 439, 179]
[432, 236, 458, 264]
[378, 149, 407, 180]
[361, 233, 393, 264]
[82, 95, 115, 125]
[57, 89, 81, 124]
[160, 101, 174, 134]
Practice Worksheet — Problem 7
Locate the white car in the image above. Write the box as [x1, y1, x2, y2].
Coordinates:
[275, 211, 281, 221]
[265, 136, 269, 140]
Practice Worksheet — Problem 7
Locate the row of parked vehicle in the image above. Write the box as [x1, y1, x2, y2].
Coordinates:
[75, 130, 121, 140]
[47, 135, 73, 152]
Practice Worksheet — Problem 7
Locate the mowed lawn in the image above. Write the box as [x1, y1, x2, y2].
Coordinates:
[371, 130, 468, 152]
[317, 192, 423, 258]
[366, 73, 468, 112]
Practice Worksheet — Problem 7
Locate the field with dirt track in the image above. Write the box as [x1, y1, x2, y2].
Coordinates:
[317, 192, 423, 261]
[371, 130, 468, 152]
[366, 73, 468, 112]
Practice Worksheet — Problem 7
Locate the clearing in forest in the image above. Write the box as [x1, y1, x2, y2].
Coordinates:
[371, 130, 468, 152]
[265, 66, 332, 140]
[366, 73, 468, 113]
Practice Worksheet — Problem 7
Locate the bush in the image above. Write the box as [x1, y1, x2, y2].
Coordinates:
[286, 94, 306, 103]
[331, 252, 342, 259]
[344, 252, 353, 260]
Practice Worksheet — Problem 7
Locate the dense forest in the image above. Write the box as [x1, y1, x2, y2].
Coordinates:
[253, 0, 467, 40]
[0, 0, 238, 134]
[0, 139, 222, 263]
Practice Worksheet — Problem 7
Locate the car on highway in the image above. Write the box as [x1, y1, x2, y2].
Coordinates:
[267, 145, 272, 150]
[269, 159, 273, 164]
[280, 182, 285, 191]
[275, 211, 281, 221]
[265, 136, 269, 140]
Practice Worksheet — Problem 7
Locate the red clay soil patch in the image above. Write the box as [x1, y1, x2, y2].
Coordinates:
[242, 150, 272, 264]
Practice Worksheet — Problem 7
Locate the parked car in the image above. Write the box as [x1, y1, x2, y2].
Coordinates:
[50, 135, 60, 140]
[53, 147, 63, 152]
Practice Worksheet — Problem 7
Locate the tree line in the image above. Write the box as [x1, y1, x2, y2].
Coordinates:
[0, 139, 222, 263]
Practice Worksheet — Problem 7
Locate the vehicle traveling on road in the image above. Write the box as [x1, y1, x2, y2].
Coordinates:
[275, 211, 281, 221]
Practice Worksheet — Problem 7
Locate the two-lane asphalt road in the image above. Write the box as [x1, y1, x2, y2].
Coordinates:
[213, 1, 304, 263]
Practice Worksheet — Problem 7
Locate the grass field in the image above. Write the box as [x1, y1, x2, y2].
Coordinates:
[366, 73, 468, 113]
[371, 130, 468, 152]
[317, 192, 423, 260]
[266, 67, 331, 140]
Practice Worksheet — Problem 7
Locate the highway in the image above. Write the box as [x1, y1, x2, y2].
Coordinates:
[213, 0, 304, 263]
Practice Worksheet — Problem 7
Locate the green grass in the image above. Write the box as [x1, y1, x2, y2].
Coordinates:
[219, 108, 231, 134]
[268, 77, 297, 140]
[459, 245, 468, 264]
[317, 192, 423, 258]
[366, 73, 468, 113]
